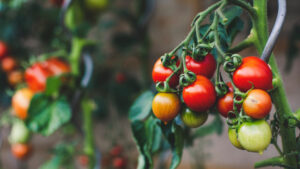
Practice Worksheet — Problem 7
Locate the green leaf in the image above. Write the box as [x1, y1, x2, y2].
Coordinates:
[192, 114, 223, 138]
[45, 76, 62, 96]
[161, 122, 184, 169]
[222, 6, 243, 25]
[26, 94, 71, 136]
[129, 91, 154, 122]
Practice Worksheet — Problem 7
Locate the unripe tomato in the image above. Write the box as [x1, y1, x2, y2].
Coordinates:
[233, 56, 272, 91]
[11, 143, 31, 160]
[25, 63, 52, 92]
[228, 128, 243, 149]
[152, 93, 181, 123]
[1, 56, 16, 72]
[8, 70, 23, 86]
[110, 145, 123, 157]
[243, 89, 272, 119]
[217, 92, 233, 117]
[85, 0, 108, 11]
[152, 58, 178, 87]
[181, 107, 208, 128]
[238, 120, 271, 154]
[185, 54, 216, 78]
[182, 75, 216, 112]
[113, 157, 127, 169]
[9, 120, 31, 144]
[12, 88, 34, 120]
[0, 41, 8, 60]
[43, 58, 70, 76]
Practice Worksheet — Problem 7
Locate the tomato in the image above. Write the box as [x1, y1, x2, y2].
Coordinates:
[233, 56, 272, 91]
[185, 54, 216, 78]
[12, 88, 34, 120]
[9, 120, 31, 144]
[0, 41, 8, 60]
[152, 58, 178, 87]
[25, 63, 52, 92]
[78, 155, 89, 167]
[1, 56, 16, 72]
[181, 107, 208, 128]
[115, 73, 126, 84]
[50, 0, 64, 7]
[228, 128, 243, 149]
[85, 0, 108, 11]
[238, 120, 271, 154]
[227, 82, 234, 92]
[182, 75, 216, 112]
[243, 89, 272, 119]
[152, 93, 181, 123]
[8, 70, 23, 86]
[217, 92, 233, 117]
[11, 143, 31, 160]
[43, 58, 70, 76]
[113, 157, 127, 169]
[110, 145, 123, 157]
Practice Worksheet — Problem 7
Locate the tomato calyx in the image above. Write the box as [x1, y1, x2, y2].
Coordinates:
[223, 54, 242, 73]
[189, 43, 213, 61]
[179, 71, 196, 87]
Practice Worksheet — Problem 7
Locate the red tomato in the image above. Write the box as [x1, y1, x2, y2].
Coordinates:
[152, 58, 178, 87]
[115, 73, 126, 84]
[25, 63, 52, 92]
[0, 41, 8, 60]
[182, 75, 216, 112]
[78, 155, 89, 167]
[8, 70, 23, 86]
[217, 92, 234, 117]
[113, 157, 127, 169]
[243, 89, 272, 119]
[43, 58, 70, 76]
[233, 56, 272, 91]
[1, 56, 16, 72]
[12, 88, 34, 120]
[11, 143, 31, 160]
[110, 145, 123, 157]
[185, 54, 216, 78]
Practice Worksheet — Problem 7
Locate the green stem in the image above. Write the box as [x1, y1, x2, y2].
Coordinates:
[212, 12, 226, 57]
[254, 156, 295, 169]
[81, 98, 95, 169]
[229, 0, 257, 18]
[252, 0, 298, 168]
[228, 35, 254, 53]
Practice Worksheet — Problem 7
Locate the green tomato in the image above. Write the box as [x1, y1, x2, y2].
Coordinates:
[85, 0, 108, 11]
[181, 107, 208, 128]
[9, 120, 31, 144]
[228, 128, 243, 150]
[238, 120, 271, 154]
[64, 1, 84, 31]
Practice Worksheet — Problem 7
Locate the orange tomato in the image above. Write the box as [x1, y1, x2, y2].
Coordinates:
[12, 88, 34, 120]
[8, 70, 23, 86]
[243, 89, 272, 119]
[11, 143, 31, 160]
[1, 56, 16, 73]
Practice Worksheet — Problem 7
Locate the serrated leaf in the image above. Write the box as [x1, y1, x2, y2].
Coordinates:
[129, 91, 154, 122]
[26, 94, 71, 136]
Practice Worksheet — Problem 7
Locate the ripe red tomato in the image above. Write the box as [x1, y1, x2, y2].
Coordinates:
[25, 63, 52, 92]
[0, 41, 8, 60]
[1, 56, 16, 72]
[43, 58, 70, 76]
[11, 143, 31, 160]
[233, 56, 272, 91]
[113, 157, 127, 169]
[110, 145, 123, 157]
[152, 58, 178, 87]
[12, 88, 34, 120]
[217, 92, 234, 117]
[152, 93, 181, 123]
[243, 89, 272, 119]
[185, 54, 216, 78]
[8, 70, 23, 86]
[182, 75, 216, 112]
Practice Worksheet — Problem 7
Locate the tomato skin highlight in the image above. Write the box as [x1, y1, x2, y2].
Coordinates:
[152, 93, 181, 122]
[1, 56, 16, 73]
[185, 54, 216, 78]
[217, 92, 234, 117]
[243, 89, 272, 119]
[181, 107, 208, 128]
[152, 58, 178, 87]
[12, 88, 34, 120]
[25, 63, 52, 92]
[182, 75, 216, 112]
[0, 41, 8, 60]
[238, 120, 271, 153]
[233, 56, 272, 91]
[228, 128, 243, 149]
[11, 143, 31, 160]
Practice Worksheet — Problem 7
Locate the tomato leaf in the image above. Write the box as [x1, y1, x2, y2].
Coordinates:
[26, 94, 71, 136]
[161, 121, 184, 169]
[192, 114, 223, 138]
[222, 6, 243, 26]
[129, 90, 154, 122]
[45, 76, 62, 96]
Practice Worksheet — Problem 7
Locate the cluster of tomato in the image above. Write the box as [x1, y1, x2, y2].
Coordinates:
[0, 41, 23, 87]
[9, 57, 70, 159]
[152, 53, 217, 128]
[101, 145, 127, 169]
[151, 51, 274, 154]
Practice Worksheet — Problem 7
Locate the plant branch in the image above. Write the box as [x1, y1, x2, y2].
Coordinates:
[254, 156, 296, 169]
[229, 0, 257, 18]
[228, 35, 254, 53]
